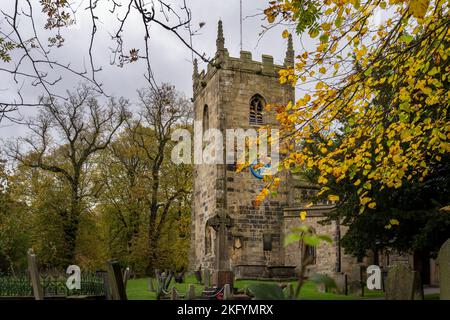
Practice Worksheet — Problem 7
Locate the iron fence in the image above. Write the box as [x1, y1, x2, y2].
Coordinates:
[0, 272, 105, 298]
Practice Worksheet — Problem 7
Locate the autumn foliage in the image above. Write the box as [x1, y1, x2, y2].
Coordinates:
[264, 0, 449, 212]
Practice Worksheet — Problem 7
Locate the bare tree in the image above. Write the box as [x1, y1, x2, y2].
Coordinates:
[0, 0, 207, 123]
[130, 83, 192, 269]
[6, 85, 130, 263]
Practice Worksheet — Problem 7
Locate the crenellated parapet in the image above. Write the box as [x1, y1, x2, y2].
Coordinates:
[192, 20, 294, 99]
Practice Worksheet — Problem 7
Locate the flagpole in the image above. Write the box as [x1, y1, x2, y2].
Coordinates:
[240, 0, 243, 51]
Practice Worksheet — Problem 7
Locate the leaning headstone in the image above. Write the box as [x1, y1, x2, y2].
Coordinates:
[438, 238, 450, 300]
[106, 260, 128, 300]
[223, 284, 232, 300]
[27, 249, 44, 300]
[385, 264, 423, 300]
[186, 284, 195, 300]
[286, 283, 294, 299]
[204, 269, 210, 288]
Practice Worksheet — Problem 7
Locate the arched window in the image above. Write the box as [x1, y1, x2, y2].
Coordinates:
[203, 104, 209, 130]
[249, 95, 264, 125]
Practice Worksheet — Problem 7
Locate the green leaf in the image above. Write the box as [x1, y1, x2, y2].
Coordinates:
[319, 34, 329, 43]
[309, 28, 320, 39]
[284, 233, 301, 246]
[317, 234, 333, 243]
[399, 34, 414, 45]
[364, 67, 373, 76]
[303, 234, 320, 246]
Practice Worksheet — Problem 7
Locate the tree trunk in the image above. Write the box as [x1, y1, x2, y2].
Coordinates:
[64, 174, 81, 265]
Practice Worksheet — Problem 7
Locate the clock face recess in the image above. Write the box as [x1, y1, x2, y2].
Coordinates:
[249, 158, 272, 179]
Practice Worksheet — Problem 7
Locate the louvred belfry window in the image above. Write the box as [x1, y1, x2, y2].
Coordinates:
[249, 95, 264, 125]
[203, 104, 209, 130]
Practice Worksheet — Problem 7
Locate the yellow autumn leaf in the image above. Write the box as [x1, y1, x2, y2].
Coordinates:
[315, 81, 324, 90]
[409, 0, 430, 19]
[328, 194, 339, 201]
[390, 218, 400, 225]
[368, 202, 376, 209]
[318, 176, 328, 184]
[300, 211, 307, 220]
[282, 29, 290, 39]
[305, 202, 314, 208]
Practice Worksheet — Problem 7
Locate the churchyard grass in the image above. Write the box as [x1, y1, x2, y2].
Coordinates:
[126, 275, 386, 300]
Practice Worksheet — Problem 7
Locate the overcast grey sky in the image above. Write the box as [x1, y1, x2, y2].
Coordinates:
[0, 0, 303, 138]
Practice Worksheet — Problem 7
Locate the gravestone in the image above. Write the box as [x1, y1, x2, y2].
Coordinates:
[27, 249, 44, 300]
[106, 260, 128, 300]
[223, 284, 232, 300]
[123, 267, 130, 288]
[385, 264, 423, 300]
[438, 238, 450, 300]
[333, 273, 348, 295]
[347, 265, 363, 296]
[186, 284, 195, 300]
[286, 283, 294, 299]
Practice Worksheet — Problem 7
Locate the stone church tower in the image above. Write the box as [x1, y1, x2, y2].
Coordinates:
[189, 20, 295, 282]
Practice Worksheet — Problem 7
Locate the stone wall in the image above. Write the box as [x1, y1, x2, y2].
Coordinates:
[190, 65, 221, 271]
[283, 206, 339, 276]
